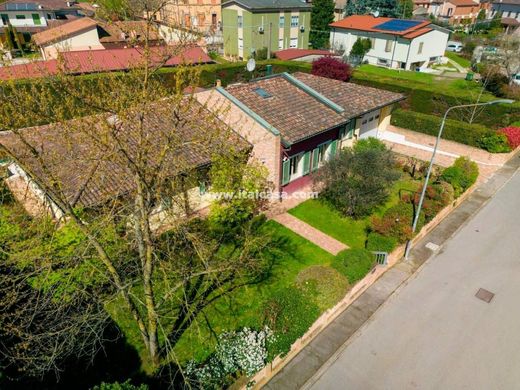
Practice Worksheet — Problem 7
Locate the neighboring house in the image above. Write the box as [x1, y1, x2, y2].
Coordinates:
[274, 48, 335, 61]
[222, 0, 311, 59]
[0, 0, 82, 43]
[491, 0, 520, 33]
[333, 0, 346, 21]
[33, 18, 166, 59]
[196, 72, 405, 195]
[1, 98, 249, 220]
[330, 15, 450, 70]
[0, 45, 213, 79]
[413, 0, 487, 25]
[33, 17, 103, 59]
[159, 0, 221, 34]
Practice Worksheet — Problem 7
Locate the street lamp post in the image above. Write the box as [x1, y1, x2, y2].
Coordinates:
[404, 99, 514, 261]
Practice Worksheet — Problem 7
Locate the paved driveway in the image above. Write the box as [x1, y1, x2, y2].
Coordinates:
[305, 169, 520, 390]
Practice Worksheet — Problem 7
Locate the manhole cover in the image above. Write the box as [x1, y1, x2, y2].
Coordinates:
[475, 288, 495, 303]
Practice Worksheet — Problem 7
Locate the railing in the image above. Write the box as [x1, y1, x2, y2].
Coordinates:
[372, 251, 388, 266]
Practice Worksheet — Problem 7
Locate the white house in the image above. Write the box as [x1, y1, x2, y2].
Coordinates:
[0, 0, 82, 30]
[330, 15, 450, 70]
[32, 17, 103, 59]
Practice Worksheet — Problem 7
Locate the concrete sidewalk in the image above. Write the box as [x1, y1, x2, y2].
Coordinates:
[263, 150, 520, 390]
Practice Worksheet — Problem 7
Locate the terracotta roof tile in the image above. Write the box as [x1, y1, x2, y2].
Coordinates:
[330, 15, 431, 37]
[403, 27, 432, 38]
[0, 99, 249, 208]
[224, 72, 405, 144]
[33, 17, 98, 46]
[274, 48, 332, 61]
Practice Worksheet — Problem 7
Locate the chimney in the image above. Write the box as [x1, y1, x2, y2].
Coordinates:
[216, 79, 222, 87]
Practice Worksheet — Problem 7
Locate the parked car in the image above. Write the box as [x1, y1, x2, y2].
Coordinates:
[446, 41, 463, 52]
[512, 74, 520, 86]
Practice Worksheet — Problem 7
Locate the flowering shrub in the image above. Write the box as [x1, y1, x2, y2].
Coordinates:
[311, 56, 353, 82]
[371, 202, 425, 243]
[498, 126, 520, 149]
[186, 327, 273, 388]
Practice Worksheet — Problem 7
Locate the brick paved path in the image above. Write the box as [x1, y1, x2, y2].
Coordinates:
[272, 212, 348, 255]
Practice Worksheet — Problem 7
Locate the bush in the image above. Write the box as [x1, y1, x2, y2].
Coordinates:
[404, 181, 455, 222]
[263, 287, 320, 360]
[255, 47, 270, 60]
[440, 157, 479, 197]
[498, 126, 520, 149]
[332, 248, 375, 284]
[371, 202, 425, 243]
[478, 132, 511, 153]
[311, 56, 353, 82]
[296, 265, 349, 311]
[92, 381, 148, 390]
[366, 232, 397, 253]
[391, 109, 498, 150]
[315, 138, 400, 218]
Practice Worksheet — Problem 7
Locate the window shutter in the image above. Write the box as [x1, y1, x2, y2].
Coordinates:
[311, 147, 320, 172]
[329, 140, 338, 159]
[302, 151, 311, 175]
[282, 159, 291, 185]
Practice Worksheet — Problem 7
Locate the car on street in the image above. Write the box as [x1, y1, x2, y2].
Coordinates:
[446, 41, 463, 52]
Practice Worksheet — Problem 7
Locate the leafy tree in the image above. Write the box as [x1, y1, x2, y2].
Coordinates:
[314, 138, 400, 218]
[311, 56, 353, 81]
[349, 37, 372, 63]
[310, 0, 335, 49]
[398, 0, 414, 18]
[345, 0, 400, 18]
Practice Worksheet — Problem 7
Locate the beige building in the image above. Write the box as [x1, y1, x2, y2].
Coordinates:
[160, 0, 221, 33]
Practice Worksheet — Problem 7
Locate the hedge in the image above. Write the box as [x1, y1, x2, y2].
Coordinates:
[352, 72, 520, 129]
[391, 109, 495, 150]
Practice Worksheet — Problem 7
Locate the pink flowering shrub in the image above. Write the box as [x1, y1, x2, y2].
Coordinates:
[311, 57, 353, 82]
[498, 126, 520, 149]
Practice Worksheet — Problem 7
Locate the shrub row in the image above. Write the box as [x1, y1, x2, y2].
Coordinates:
[390, 109, 510, 152]
[352, 73, 520, 129]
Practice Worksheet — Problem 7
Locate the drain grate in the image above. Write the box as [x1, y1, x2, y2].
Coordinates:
[425, 242, 440, 251]
[475, 288, 495, 303]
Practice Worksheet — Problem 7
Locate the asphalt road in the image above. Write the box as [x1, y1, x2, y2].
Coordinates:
[305, 170, 520, 390]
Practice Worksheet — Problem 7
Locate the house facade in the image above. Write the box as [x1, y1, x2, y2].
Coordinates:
[330, 15, 450, 70]
[222, 0, 311, 60]
[159, 0, 221, 33]
[196, 72, 405, 195]
[491, 0, 520, 33]
[0, 0, 82, 37]
[413, 0, 488, 25]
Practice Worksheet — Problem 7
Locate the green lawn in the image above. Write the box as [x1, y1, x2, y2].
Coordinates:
[356, 64, 436, 83]
[444, 51, 471, 69]
[107, 220, 338, 370]
[288, 176, 421, 248]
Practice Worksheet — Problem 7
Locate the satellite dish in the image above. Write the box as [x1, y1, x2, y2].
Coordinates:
[246, 58, 256, 72]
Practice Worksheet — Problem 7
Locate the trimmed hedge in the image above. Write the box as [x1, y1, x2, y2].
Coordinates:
[391, 109, 495, 150]
[366, 232, 397, 253]
[332, 248, 375, 284]
[353, 72, 520, 129]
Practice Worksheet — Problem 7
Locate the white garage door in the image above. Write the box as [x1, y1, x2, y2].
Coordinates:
[359, 110, 381, 139]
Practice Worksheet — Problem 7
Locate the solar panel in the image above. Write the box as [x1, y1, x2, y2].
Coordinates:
[374, 19, 422, 32]
[5, 2, 38, 10]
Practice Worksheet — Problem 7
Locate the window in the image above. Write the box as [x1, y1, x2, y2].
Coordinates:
[237, 15, 243, 28]
[278, 38, 284, 49]
[370, 37, 375, 49]
[385, 39, 392, 52]
[15, 15, 26, 19]
[279, 15, 285, 28]
[1, 14, 8, 25]
[418, 42, 423, 54]
[238, 37, 243, 49]
[253, 87, 272, 98]
[290, 37, 298, 48]
[377, 58, 389, 66]
[291, 15, 298, 27]
[32, 13, 41, 25]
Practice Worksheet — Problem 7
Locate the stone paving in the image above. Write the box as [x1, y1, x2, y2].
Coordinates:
[272, 212, 348, 255]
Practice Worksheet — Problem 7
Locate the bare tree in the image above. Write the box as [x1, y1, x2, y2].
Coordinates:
[0, 0, 274, 383]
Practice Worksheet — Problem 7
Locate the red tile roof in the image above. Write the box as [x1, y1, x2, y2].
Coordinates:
[330, 15, 431, 37]
[447, 0, 478, 6]
[33, 17, 98, 46]
[0, 46, 212, 80]
[403, 27, 432, 38]
[274, 48, 333, 61]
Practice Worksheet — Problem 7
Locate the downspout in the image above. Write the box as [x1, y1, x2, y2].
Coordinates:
[390, 35, 398, 68]
[404, 38, 412, 70]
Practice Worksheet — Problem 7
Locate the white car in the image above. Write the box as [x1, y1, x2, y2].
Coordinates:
[512, 74, 520, 86]
[446, 41, 463, 53]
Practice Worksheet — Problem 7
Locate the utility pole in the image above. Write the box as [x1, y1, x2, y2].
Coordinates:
[267, 22, 272, 59]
